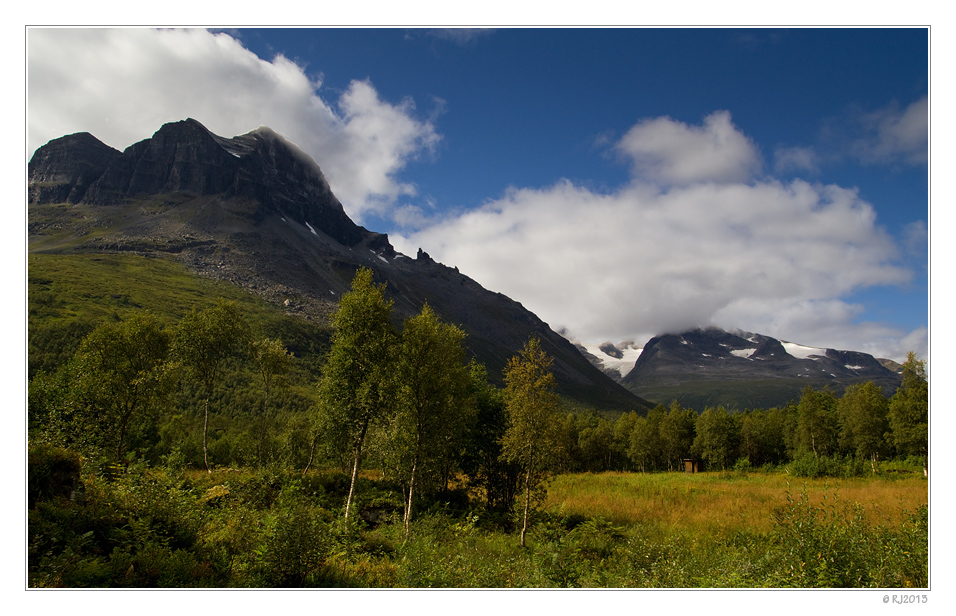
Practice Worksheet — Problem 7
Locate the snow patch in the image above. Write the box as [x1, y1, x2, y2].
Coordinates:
[845, 365, 864, 371]
[304, 221, 318, 236]
[782, 342, 826, 360]
[731, 348, 756, 359]
[582, 343, 644, 378]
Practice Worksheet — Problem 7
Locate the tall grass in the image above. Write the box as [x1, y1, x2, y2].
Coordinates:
[545, 471, 927, 535]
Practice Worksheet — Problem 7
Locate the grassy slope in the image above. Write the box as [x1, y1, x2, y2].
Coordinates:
[28, 252, 332, 377]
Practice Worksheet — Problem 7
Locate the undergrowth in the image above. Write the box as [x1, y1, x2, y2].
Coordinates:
[28, 453, 927, 589]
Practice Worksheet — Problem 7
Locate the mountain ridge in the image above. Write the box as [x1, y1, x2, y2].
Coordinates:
[28, 119, 651, 413]
[581, 326, 902, 411]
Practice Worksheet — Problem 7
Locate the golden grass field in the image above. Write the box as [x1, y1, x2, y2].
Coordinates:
[545, 471, 928, 535]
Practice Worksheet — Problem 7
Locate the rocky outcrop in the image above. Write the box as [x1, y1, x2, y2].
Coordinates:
[28, 132, 120, 204]
[32, 119, 372, 250]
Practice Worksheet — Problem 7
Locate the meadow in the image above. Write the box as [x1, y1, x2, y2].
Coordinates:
[28, 451, 928, 589]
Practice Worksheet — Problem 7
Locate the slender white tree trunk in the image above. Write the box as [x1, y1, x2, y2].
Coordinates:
[520, 471, 531, 547]
[202, 396, 211, 473]
[345, 446, 362, 523]
[404, 459, 418, 538]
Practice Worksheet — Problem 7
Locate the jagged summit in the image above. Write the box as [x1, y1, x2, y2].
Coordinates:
[29, 120, 650, 413]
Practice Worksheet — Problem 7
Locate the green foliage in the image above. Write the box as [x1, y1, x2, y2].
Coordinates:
[28, 444, 82, 508]
[739, 407, 789, 467]
[660, 401, 697, 470]
[787, 453, 869, 478]
[27, 251, 930, 588]
[501, 337, 563, 546]
[837, 381, 889, 464]
[314, 268, 398, 522]
[692, 406, 739, 471]
[459, 362, 520, 514]
[389, 303, 474, 532]
[173, 300, 252, 472]
[797, 387, 839, 458]
[627, 404, 665, 472]
[769, 486, 927, 587]
[887, 353, 928, 470]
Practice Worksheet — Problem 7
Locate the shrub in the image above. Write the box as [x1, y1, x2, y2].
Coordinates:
[29, 444, 82, 508]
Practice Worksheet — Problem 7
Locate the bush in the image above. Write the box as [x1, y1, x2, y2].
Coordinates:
[767, 486, 926, 587]
[29, 444, 82, 508]
[787, 453, 867, 478]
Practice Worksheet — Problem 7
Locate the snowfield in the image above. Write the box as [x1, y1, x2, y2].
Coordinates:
[583, 343, 644, 378]
[781, 342, 826, 360]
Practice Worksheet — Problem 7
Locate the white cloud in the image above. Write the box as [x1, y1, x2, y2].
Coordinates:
[27, 27, 439, 222]
[849, 96, 928, 166]
[615, 110, 762, 185]
[394, 113, 919, 362]
[774, 146, 819, 175]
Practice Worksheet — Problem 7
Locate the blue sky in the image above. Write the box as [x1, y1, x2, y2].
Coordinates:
[27, 27, 929, 361]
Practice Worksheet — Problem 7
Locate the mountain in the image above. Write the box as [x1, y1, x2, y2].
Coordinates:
[584, 327, 902, 411]
[28, 119, 651, 414]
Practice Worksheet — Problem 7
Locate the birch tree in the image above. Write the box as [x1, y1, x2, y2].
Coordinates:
[173, 300, 250, 472]
[315, 268, 397, 523]
[392, 303, 471, 536]
[888, 352, 928, 476]
[500, 337, 561, 547]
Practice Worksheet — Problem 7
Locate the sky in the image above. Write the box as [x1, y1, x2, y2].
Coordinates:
[26, 27, 930, 362]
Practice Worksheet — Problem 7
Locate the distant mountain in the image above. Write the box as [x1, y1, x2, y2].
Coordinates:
[29, 119, 651, 413]
[581, 327, 902, 411]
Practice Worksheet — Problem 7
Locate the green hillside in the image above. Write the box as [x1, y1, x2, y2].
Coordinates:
[28, 252, 332, 377]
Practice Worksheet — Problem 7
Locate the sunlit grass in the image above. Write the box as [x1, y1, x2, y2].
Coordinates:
[545, 470, 928, 535]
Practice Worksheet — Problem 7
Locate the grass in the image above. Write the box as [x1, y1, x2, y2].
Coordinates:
[27, 252, 332, 376]
[28, 461, 928, 588]
[29, 252, 275, 325]
[545, 470, 928, 535]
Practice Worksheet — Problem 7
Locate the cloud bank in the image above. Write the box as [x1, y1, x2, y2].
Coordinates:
[27, 28, 439, 222]
[394, 112, 923, 361]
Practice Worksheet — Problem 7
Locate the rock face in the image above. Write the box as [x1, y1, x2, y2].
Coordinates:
[28, 132, 120, 204]
[29, 119, 650, 413]
[34, 119, 370, 249]
[614, 327, 902, 411]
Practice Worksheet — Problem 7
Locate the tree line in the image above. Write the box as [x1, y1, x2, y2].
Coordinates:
[553, 357, 927, 477]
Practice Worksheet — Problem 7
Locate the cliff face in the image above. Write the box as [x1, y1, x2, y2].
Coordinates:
[28, 132, 120, 204]
[31, 119, 368, 249]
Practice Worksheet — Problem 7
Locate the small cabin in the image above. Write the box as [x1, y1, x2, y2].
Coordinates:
[682, 458, 702, 474]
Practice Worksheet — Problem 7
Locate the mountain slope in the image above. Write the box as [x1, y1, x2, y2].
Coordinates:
[28, 119, 651, 414]
[602, 327, 903, 411]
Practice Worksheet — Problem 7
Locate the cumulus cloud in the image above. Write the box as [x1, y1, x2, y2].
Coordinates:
[615, 110, 762, 185]
[27, 27, 439, 221]
[394, 113, 920, 362]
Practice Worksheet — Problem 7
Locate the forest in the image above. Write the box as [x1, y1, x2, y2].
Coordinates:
[27, 263, 929, 588]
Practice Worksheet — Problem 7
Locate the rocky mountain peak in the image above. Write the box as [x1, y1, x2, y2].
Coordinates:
[28, 132, 121, 204]
[30, 119, 369, 249]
